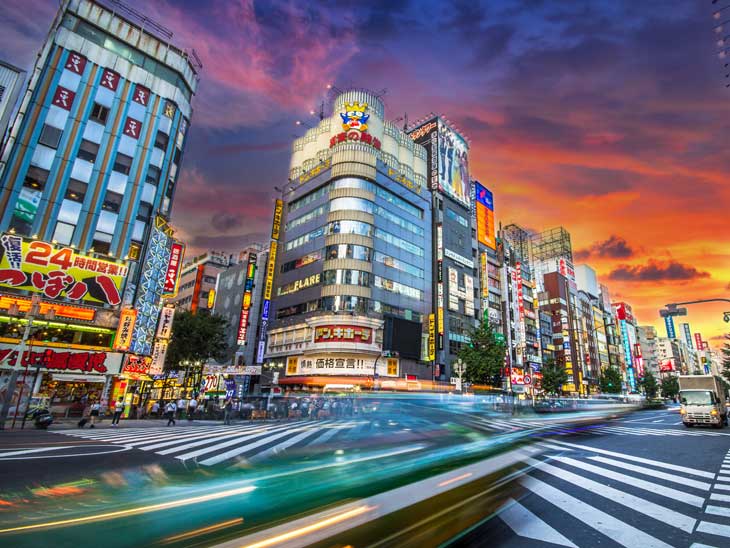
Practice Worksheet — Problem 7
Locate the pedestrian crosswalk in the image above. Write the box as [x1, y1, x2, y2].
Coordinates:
[51, 419, 407, 467]
[493, 439, 730, 547]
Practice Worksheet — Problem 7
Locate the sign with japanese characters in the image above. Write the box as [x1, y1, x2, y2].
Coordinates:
[0, 343, 123, 375]
[149, 339, 167, 376]
[313, 325, 373, 344]
[133, 84, 150, 106]
[123, 117, 142, 139]
[162, 241, 184, 296]
[100, 68, 120, 91]
[236, 253, 257, 345]
[156, 305, 175, 339]
[52, 86, 76, 111]
[113, 308, 137, 351]
[288, 354, 398, 377]
[0, 234, 127, 306]
[121, 354, 152, 376]
[64, 51, 87, 74]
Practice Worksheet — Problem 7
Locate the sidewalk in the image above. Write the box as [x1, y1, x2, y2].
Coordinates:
[46, 417, 296, 430]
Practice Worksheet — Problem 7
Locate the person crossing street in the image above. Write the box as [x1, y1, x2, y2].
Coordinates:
[165, 401, 177, 426]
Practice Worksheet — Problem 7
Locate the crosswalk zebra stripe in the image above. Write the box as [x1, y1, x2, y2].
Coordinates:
[138, 424, 271, 450]
[713, 484, 730, 491]
[60, 426, 228, 443]
[498, 498, 577, 548]
[689, 543, 722, 548]
[547, 440, 715, 478]
[550, 455, 705, 507]
[587, 456, 712, 491]
[525, 458, 696, 533]
[536, 442, 574, 452]
[160, 422, 309, 457]
[305, 422, 355, 446]
[198, 428, 310, 466]
[696, 520, 730, 539]
[119, 425, 264, 446]
[704, 505, 730, 517]
[519, 475, 675, 548]
[709, 493, 730, 502]
[249, 427, 327, 462]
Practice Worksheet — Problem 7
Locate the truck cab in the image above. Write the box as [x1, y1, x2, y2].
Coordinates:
[679, 389, 727, 428]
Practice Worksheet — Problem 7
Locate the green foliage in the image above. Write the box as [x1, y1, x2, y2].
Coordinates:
[599, 366, 623, 394]
[639, 370, 659, 399]
[165, 310, 229, 370]
[660, 376, 679, 398]
[540, 357, 568, 395]
[457, 320, 506, 384]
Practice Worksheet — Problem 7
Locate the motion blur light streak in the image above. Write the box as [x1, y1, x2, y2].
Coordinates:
[239, 505, 375, 548]
[0, 485, 256, 534]
[438, 472, 474, 488]
[162, 517, 245, 543]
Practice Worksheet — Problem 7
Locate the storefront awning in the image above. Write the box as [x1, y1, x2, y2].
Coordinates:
[52, 373, 106, 383]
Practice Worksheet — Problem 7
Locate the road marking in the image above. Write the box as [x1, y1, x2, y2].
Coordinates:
[696, 521, 730, 539]
[689, 543, 721, 548]
[526, 458, 696, 532]
[705, 505, 730, 517]
[250, 427, 326, 462]
[199, 428, 307, 466]
[136, 424, 270, 450]
[0, 446, 76, 457]
[165, 423, 305, 458]
[498, 498, 577, 548]
[710, 493, 730, 502]
[713, 484, 730, 491]
[304, 422, 352, 446]
[652, 419, 664, 423]
[550, 456, 705, 507]
[548, 440, 715, 478]
[536, 442, 575, 452]
[587, 456, 711, 490]
[519, 475, 674, 548]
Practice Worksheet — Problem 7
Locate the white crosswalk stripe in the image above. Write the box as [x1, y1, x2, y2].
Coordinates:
[50, 420, 380, 466]
[494, 442, 728, 547]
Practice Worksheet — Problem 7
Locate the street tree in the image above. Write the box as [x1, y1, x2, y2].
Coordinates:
[457, 320, 506, 385]
[165, 310, 229, 371]
[540, 357, 568, 395]
[639, 371, 659, 399]
[660, 376, 680, 399]
[599, 366, 623, 394]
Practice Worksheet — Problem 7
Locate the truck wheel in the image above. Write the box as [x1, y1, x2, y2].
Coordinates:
[714, 422, 723, 429]
[684, 423, 693, 428]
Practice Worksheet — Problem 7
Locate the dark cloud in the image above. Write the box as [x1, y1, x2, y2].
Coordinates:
[575, 235, 636, 260]
[608, 260, 710, 282]
[211, 213, 244, 232]
[190, 232, 269, 252]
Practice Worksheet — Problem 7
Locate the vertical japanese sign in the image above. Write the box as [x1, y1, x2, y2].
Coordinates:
[190, 264, 204, 314]
[436, 223, 444, 350]
[114, 308, 137, 351]
[162, 242, 184, 297]
[236, 253, 257, 345]
[156, 305, 175, 339]
[681, 323, 693, 348]
[149, 339, 168, 376]
[474, 182, 496, 249]
[427, 313, 435, 361]
[408, 118, 439, 191]
[257, 199, 283, 363]
[694, 333, 704, 352]
[664, 315, 676, 339]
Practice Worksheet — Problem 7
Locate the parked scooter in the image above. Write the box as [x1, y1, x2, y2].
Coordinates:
[26, 407, 53, 429]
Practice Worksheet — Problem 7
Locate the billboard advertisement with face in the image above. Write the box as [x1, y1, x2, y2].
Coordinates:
[438, 120, 469, 206]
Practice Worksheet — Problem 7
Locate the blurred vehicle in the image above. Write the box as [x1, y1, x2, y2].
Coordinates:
[26, 406, 53, 429]
[679, 375, 728, 428]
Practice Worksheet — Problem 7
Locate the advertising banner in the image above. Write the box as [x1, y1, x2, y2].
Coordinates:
[121, 355, 152, 377]
[681, 323, 693, 348]
[474, 182, 496, 249]
[428, 313, 436, 361]
[271, 199, 283, 240]
[156, 305, 175, 339]
[204, 364, 262, 376]
[162, 241, 184, 297]
[114, 308, 137, 351]
[0, 234, 127, 306]
[236, 253, 257, 345]
[292, 354, 399, 377]
[664, 315, 676, 339]
[408, 118, 439, 191]
[694, 333, 703, 352]
[0, 343, 123, 374]
[149, 339, 168, 376]
[437, 120, 470, 206]
[313, 325, 372, 344]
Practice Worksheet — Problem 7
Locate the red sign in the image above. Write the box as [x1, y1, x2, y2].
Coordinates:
[122, 355, 151, 375]
[163, 242, 184, 295]
[329, 131, 381, 149]
[123, 117, 142, 139]
[52, 86, 76, 111]
[613, 302, 634, 324]
[133, 84, 150, 106]
[314, 325, 373, 344]
[64, 52, 87, 74]
[0, 348, 112, 373]
[694, 333, 703, 351]
[100, 68, 120, 91]
[660, 359, 675, 372]
[237, 308, 250, 345]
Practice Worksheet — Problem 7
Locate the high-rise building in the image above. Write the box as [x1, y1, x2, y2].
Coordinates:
[265, 89, 432, 388]
[169, 250, 231, 313]
[531, 226, 575, 293]
[0, 60, 25, 148]
[408, 116, 478, 380]
[636, 325, 659, 376]
[0, 0, 199, 413]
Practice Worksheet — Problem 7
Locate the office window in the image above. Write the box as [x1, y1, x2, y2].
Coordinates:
[38, 124, 63, 149]
[77, 139, 99, 163]
[154, 130, 169, 150]
[137, 202, 152, 221]
[113, 153, 133, 174]
[89, 103, 109, 125]
[57, 199, 82, 225]
[102, 191, 123, 212]
[145, 165, 161, 185]
[92, 239, 111, 255]
[64, 179, 87, 202]
[141, 183, 156, 205]
[23, 166, 49, 191]
[132, 220, 145, 242]
[53, 221, 75, 245]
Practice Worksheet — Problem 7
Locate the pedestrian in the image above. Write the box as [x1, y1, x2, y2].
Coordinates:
[111, 398, 124, 426]
[165, 400, 177, 426]
[187, 397, 198, 422]
[151, 401, 160, 417]
[223, 398, 233, 425]
[177, 396, 186, 420]
[89, 400, 100, 428]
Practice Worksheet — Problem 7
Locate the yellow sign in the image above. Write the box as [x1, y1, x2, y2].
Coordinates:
[386, 167, 421, 194]
[299, 159, 331, 184]
[0, 234, 127, 306]
[278, 273, 320, 296]
[427, 313, 436, 361]
[387, 358, 398, 376]
[114, 308, 137, 351]
[264, 240, 277, 301]
[207, 288, 216, 309]
[286, 356, 298, 375]
[271, 199, 283, 240]
[437, 307, 444, 335]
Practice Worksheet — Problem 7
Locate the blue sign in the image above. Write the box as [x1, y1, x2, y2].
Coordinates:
[224, 378, 236, 399]
[664, 316, 676, 339]
[261, 300, 270, 322]
[681, 323, 693, 348]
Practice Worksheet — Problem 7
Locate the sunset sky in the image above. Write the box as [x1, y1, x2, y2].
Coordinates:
[1, 0, 728, 344]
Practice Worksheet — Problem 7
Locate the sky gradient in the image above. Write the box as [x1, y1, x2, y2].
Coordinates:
[1, 0, 729, 344]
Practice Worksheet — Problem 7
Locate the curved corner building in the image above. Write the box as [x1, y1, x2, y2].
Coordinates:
[265, 90, 433, 389]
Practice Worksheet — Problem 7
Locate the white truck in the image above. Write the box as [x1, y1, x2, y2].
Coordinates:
[678, 375, 728, 428]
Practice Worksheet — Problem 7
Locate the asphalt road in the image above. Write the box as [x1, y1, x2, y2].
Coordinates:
[453, 407, 730, 548]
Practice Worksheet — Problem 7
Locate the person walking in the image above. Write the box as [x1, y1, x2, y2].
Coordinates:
[165, 400, 177, 426]
[89, 400, 101, 428]
[151, 401, 160, 418]
[177, 397, 186, 420]
[223, 398, 233, 425]
[187, 397, 198, 422]
[111, 398, 124, 427]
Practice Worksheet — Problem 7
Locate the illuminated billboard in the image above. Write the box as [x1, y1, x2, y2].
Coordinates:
[162, 241, 184, 297]
[438, 121, 469, 206]
[0, 234, 127, 306]
[474, 182, 495, 249]
[236, 253, 257, 345]
[408, 118, 438, 191]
